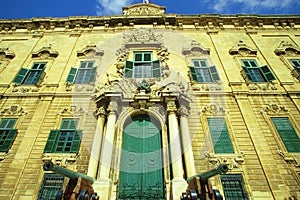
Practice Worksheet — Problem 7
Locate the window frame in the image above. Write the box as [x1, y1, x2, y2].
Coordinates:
[66, 60, 97, 84]
[44, 118, 82, 154]
[0, 118, 18, 153]
[220, 174, 249, 200]
[13, 62, 46, 85]
[271, 117, 300, 153]
[241, 59, 275, 82]
[123, 51, 161, 78]
[189, 59, 220, 83]
[207, 117, 235, 154]
[37, 173, 64, 200]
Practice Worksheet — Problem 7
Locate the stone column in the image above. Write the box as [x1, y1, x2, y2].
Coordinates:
[87, 107, 106, 179]
[167, 100, 187, 200]
[178, 105, 196, 178]
[93, 101, 118, 200]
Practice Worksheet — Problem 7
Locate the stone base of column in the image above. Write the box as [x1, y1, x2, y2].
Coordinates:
[171, 177, 188, 200]
[93, 178, 112, 200]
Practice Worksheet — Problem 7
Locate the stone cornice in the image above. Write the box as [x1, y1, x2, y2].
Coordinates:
[0, 14, 299, 33]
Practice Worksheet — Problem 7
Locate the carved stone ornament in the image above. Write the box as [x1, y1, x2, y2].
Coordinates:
[182, 40, 210, 56]
[0, 105, 27, 116]
[261, 103, 289, 114]
[247, 82, 277, 91]
[12, 85, 40, 93]
[32, 45, 59, 59]
[123, 28, 163, 49]
[42, 153, 78, 168]
[274, 40, 300, 56]
[0, 47, 15, 60]
[123, 3, 165, 16]
[201, 104, 226, 115]
[191, 83, 222, 91]
[77, 44, 104, 58]
[204, 151, 245, 169]
[278, 150, 299, 167]
[58, 105, 88, 116]
[229, 40, 258, 56]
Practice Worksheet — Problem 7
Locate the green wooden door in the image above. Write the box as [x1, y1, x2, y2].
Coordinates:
[119, 115, 164, 200]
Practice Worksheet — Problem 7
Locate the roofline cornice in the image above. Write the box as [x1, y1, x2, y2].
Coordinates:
[0, 14, 300, 32]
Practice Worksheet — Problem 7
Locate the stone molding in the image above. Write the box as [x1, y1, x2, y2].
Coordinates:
[42, 153, 78, 168]
[77, 44, 104, 58]
[31, 45, 59, 59]
[0, 47, 15, 60]
[182, 40, 210, 56]
[123, 3, 165, 16]
[274, 40, 300, 56]
[229, 40, 257, 56]
[200, 103, 226, 115]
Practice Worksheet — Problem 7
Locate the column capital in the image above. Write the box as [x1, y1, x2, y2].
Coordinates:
[178, 105, 190, 117]
[107, 101, 118, 114]
[166, 100, 177, 114]
[95, 106, 107, 118]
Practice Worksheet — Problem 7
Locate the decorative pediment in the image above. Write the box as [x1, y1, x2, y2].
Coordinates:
[182, 40, 210, 56]
[274, 41, 300, 56]
[123, 3, 165, 16]
[0, 105, 27, 116]
[32, 45, 59, 59]
[77, 44, 104, 58]
[229, 41, 257, 56]
[0, 47, 15, 60]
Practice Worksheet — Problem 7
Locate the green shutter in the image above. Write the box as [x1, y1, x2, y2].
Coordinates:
[13, 68, 29, 84]
[242, 66, 252, 81]
[209, 65, 220, 81]
[35, 71, 46, 86]
[260, 65, 275, 81]
[0, 129, 17, 153]
[221, 174, 249, 200]
[66, 67, 77, 83]
[124, 61, 134, 78]
[208, 118, 234, 154]
[189, 66, 198, 81]
[70, 130, 82, 153]
[38, 174, 64, 199]
[272, 118, 300, 152]
[88, 67, 97, 83]
[44, 130, 59, 153]
[152, 60, 161, 78]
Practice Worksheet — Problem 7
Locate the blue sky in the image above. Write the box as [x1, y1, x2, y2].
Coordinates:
[0, 0, 299, 19]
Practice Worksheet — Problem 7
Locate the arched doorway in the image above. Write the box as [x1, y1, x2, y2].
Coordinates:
[118, 114, 165, 199]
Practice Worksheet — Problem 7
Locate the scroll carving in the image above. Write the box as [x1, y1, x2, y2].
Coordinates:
[0, 105, 27, 116]
[229, 41, 257, 56]
[274, 41, 300, 56]
[32, 45, 59, 59]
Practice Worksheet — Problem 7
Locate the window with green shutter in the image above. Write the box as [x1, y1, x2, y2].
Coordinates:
[271, 117, 300, 152]
[13, 62, 46, 85]
[37, 173, 64, 200]
[0, 118, 17, 153]
[123, 51, 161, 78]
[221, 174, 249, 200]
[44, 118, 81, 153]
[66, 61, 96, 84]
[207, 118, 234, 154]
[241, 59, 275, 82]
[189, 59, 220, 82]
[290, 59, 300, 73]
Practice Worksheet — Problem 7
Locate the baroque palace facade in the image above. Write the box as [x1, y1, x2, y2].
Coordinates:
[0, 2, 300, 200]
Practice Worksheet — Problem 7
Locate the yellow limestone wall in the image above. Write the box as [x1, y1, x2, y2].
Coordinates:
[0, 9, 300, 200]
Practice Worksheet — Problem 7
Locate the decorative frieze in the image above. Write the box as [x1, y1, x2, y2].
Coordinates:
[261, 103, 289, 114]
[58, 105, 88, 116]
[123, 3, 165, 16]
[247, 82, 277, 91]
[0, 105, 27, 116]
[201, 103, 226, 115]
[204, 151, 245, 169]
[42, 153, 78, 168]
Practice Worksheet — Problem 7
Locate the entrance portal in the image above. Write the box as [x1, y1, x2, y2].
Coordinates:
[118, 114, 164, 199]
